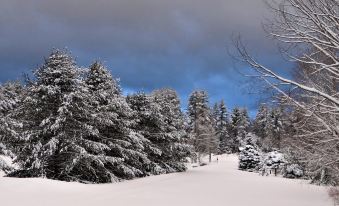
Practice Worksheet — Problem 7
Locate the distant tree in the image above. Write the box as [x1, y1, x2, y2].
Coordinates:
[238, 108, 250, 140]
[253, 105, 284, 152]
[264, 107, 283, 151]
[188, 90, 218, 163]
[253, 104, 269, 141]
[213, 100, 230, 154]
[230, 107, 250, 152]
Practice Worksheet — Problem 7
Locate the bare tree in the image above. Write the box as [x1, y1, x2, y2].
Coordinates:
[235, 0, 339, 184]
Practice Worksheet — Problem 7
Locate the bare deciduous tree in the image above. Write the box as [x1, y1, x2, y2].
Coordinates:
[235, 0, 339, 184]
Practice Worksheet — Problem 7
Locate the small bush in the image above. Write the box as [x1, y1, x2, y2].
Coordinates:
[283, 164, 304, 179]
[238, 145, 261, 172]
[259, 151, 285, 176]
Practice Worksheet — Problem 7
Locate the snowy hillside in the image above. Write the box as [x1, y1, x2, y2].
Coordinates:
[0, 155, 332, 206]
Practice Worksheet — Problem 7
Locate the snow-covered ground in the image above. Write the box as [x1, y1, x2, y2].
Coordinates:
[0, 155, 332, 206]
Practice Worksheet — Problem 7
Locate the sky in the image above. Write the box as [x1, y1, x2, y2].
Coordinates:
[0, 0, 290, 115]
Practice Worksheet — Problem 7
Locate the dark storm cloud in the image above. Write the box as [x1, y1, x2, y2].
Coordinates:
[0, 0, 283, 111]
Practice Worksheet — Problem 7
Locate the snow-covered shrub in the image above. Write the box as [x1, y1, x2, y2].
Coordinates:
[259, 151, 285, 176]
[282, 164, 304, 179]
[238, 145, 261, 172]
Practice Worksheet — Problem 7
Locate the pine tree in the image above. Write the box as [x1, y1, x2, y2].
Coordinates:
[187, 90, 218, 163]
[253, 104, 284, 152]
[85, 62, 151, 181]
[151, 88, 192, 172]
[230, 107, 250, 152]
[212, 103, 219, 128]
[12, 50, 114, 183]
[213, 100, 230, 154]
[253, 104, 269, 146]
[264, 107, 283, 151]
[0, 82, 23, 150]
[0, 82, 23, 172]
[126, 92, 167, 175]
[238, 108, 250, 140]
[230, 107, 241, 152]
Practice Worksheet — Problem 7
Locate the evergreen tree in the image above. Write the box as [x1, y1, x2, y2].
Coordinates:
[126, 92, 167, 175]
[151, 88, 192, 172]
[0, 82, 23, 149]
[238, 108, 250, 140]
[85, 62, 151, 181]
[0, 82, 23, 171]
[253, 105, 284, 152]
[264, 107, 283, 151]
[187, 90, 218, 163]
[12, 50, 114, 183]
[213, 100, 230, 154]
[253, 104, 269, 144]
[230, 107, 250, 152]
[230, 107, 241, 152]
[212, 103, 219, 128]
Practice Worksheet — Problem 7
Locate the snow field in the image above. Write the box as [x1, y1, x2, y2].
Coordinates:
[0, 155, 332, 206]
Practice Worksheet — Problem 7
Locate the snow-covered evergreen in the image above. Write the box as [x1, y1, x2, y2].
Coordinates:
[212, 100, 230, 154]
[283, 164, 304, 179]
[0, 82, 23, 146]
[187, 90, 218, 162]
[12, 50, 116, 182]
[238, 145, 261, 172]
[127, 90, 191, 175]
[253, 105, 284, 152]
[0, 82, 23, 174]
[259, 151, 285, 176]
[126, 92, 167, 175]
[229, 107, 250, 153]
[85, 62, 151, 181]
[151, 88, 192, 172]
[253, 104, 268, 146]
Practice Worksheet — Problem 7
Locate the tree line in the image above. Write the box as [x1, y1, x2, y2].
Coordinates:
[0, 50, 261, 183]
[0, 49, 288, 183]
[0, 51, 193, 183]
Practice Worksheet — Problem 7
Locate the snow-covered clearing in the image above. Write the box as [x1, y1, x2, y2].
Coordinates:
[0, 155, 332, 206]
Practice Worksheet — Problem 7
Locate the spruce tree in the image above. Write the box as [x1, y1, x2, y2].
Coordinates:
[238, 108, 250, 140]
[253, 105, 284, 152]
[230, 107, 241, 152]
[230, 107, 250, 152]
[188, 90, 218, 163]
[85, 62, 151, 181]
[217, 100, 230, 154]
[264, 107, 283, 151]
[253, 104, 269, 141]
[13, 50, 114, 183]
[151, 88, 192, 172]
[0, 82, 23, 148]
[212, 100, 230, 154]
[0, 82, 23, 171]
[126, 92, 166, 175]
